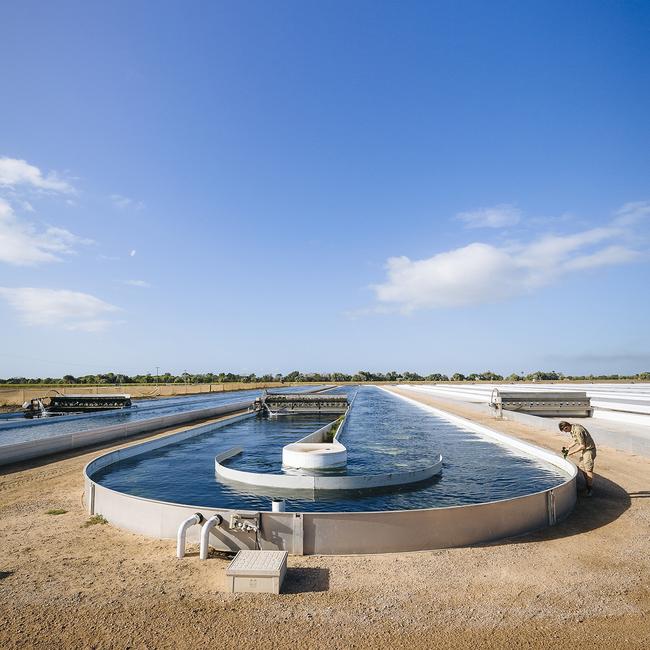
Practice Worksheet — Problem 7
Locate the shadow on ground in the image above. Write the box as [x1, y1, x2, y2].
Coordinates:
[483, 473, 633, 547]
[284, 567, 330, 594]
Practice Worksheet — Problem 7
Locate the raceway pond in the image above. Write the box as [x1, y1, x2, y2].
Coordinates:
[91, 386, 569, 513]
[0, 386, 320, 445]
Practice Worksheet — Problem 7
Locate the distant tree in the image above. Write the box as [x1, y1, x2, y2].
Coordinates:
[526, 370, 564, 381]
[478, 371, 503, 381]
[10, 367, 648, 385]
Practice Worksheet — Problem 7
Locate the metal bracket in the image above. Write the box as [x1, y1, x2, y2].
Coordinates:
[292, 513, 304, 555]
[546, 489, 557, 526]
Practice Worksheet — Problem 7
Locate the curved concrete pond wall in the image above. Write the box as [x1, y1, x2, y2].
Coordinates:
[216, 446, 443, 492]
[84, 392, 577, 555]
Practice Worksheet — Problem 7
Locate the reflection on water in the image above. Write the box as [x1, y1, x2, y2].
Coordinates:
[92, 386, 568, 512]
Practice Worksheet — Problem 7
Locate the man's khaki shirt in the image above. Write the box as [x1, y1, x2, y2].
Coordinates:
[570, 424, 596, 452]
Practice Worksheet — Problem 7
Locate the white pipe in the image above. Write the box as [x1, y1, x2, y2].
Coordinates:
[176, 512, 202, 559]
[272, 499, 286, 512]
[199, 515, 223, 560]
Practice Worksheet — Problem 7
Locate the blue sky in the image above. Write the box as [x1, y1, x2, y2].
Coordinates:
[0, 1, 649, 377]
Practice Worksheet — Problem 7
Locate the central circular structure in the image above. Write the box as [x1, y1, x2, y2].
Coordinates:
[281, 417, 349, 470]
[282, 442, 348, 469]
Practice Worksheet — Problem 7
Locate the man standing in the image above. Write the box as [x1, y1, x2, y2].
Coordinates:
[559, 421, 597, 496]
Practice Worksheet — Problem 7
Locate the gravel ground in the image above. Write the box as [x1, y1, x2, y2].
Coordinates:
[0, 389, 648, 649]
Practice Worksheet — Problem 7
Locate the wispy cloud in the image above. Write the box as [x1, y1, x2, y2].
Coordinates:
[562, 245, 639, 271]
[0, 287, 121, 332]
[129, 249, 136, 257]
[124, 279, 151, 288]
[0, 157, 74, 193]
[613, 200, 650, 227]
[0, 198, 92, 266]
[456, 204, 521, 229]
[110, 194, 144, 210]
[371, 203, 646, 312]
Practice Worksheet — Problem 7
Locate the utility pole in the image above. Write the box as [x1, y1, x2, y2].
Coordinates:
[156, 366, 160, 386]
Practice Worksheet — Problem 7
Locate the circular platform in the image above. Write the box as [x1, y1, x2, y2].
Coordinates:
[282, 441, 348, 469]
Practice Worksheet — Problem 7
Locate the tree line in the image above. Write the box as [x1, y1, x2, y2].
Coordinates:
[1, 370, 649, 385]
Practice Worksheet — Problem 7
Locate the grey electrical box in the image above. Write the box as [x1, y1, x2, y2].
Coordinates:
[226, 550, 288, 594]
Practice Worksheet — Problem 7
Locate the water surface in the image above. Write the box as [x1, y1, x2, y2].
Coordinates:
[0, 385, 322, 445]
[92, 386, 568, 512]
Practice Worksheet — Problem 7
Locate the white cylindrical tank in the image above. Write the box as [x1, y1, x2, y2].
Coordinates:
[282, 442, 347, 469]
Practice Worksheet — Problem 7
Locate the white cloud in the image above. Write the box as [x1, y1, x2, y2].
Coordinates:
[110, 194, 144, 210]
[0, 199, 11, 219]
[518, 227, 621, 282]
[0, 198, 92, 266]
[613, 201, 650, 226]
[124, 279, 151, 288]
[372, 206, 645, 312]
[563, 245, 641, 271]
[456, 204, 521, 229]
[129, 249, 136, 257]
[0, 287, 120, 332]
[374, 244, 521, 310]
[0, 157, 74, 193]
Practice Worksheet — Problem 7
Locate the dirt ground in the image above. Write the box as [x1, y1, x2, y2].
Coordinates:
[0, 389, 648, 649]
